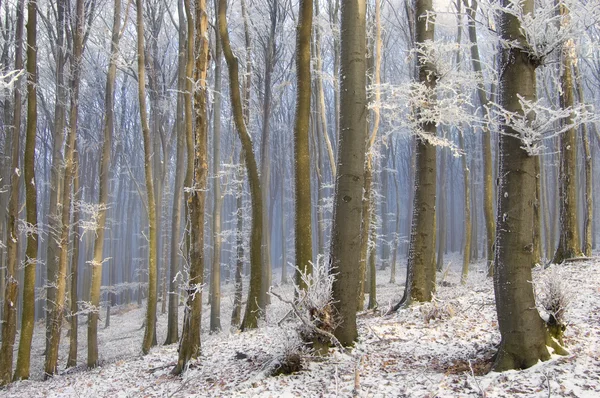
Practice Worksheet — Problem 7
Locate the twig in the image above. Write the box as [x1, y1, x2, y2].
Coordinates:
[468, 360, 485, 397]
[148, 362, 177, 373]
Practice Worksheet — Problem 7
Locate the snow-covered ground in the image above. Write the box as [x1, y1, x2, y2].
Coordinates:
[2, 255, 600, 397]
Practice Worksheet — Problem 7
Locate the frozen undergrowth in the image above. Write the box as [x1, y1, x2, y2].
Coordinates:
[2, 254, 600, 397]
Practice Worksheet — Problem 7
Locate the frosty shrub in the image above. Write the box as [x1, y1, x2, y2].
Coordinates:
[264, 330, 308, 376]
[536, 268, 570, 344]
[270, 255, 342, 357]
[420, 297, 457, 324]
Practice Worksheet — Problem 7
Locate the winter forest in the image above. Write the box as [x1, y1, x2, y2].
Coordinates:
[0, 0, 599, 396]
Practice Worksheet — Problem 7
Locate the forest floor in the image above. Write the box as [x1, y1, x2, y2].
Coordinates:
[2, 254, 600, 397]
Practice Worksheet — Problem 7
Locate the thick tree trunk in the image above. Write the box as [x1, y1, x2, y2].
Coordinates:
[219, 0, 264, 330]
[493, 0, 565, 371]
[14, 0, 38, 380]
[406, 0, 437, 303]
[294, 0, 314, 291]
[0, 0, 24, 384]
[88, 0, 121, 367]
[330, 0, 367, 346]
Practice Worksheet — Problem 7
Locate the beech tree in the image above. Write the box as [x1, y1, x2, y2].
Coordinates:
[329, 0, 368, 346]
[219, 0, 264, 330]
[0, 0, 24, 385]
[492, 0, 567, 371]
[88, 0, 122, 367]
[136, 0, 159, 355]
[294, 0, 313, 291]
[14, 0, 38, 381]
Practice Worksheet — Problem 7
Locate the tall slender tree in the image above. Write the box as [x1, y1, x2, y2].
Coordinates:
[172, 0, 210, 374]
[294, 0, 313, 290]
[0, 0, 24, 385]
[165, 0, 186, 345]
[88, 0, 122, 367]
[553, 2, 582, 264]
[45, 0, 85, 377]
[14, 0, 38, 381]
[219, 0, 264, 330]
[329, 0, 368, 346]
[136, 0, 159, 355]
[210, 0, 224, 334]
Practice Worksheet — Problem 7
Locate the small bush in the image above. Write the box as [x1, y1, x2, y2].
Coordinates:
[420, 298, 456, 323]
[536, 268, 570, 344]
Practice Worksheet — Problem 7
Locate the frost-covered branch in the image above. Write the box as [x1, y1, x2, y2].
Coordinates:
[488, 94, 597, 155]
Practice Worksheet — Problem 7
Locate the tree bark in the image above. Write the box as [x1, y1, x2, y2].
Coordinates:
[88, 0, 122, 367]
[294, 0, 314, 291]
[14, 0, 38, 380]
[67, 153, 81, 368]
[406, 0, 437, 304]
[552, 3, 581, 264]
[210, 0, 223, 333]
[573, 63, 592, 257]
[493, 0, 565, 371]
[164, 0, 186, 346]
[0, 0, 24, 384]
[136, 0, 159, 356]
[464, 0, 495, 276]
[45, 1, 68, 352]
[219, 0, 264, 330]
[330, 0, 367, 346]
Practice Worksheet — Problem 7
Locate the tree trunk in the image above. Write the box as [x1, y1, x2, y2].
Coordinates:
[172, 0, 210, 374]
[230, 150, 245, 328]
[573, 63, 593, 257]
[45, 0, 85, 376]
[0, 0, 24, 384]
[330, 0, 367, 346]
[492, 0, 565, 371]
[14, 0, 38, 380]
[210, 0, 223, 333]
[45, 1, 68, 352]
[459, 131, 471, 284]
[88, 0, 121, 367]
[552, 3, 581, 264]
[405, 0, 437, 304]
[436, 141, 447, 272]
[358, 0, 383, 310]
[465, 0, 495, 276]
[67, 153, 81, 368]
[164, 0, 186, 346]
[136, 0, 159, 356]
[219, 0, 264, 331]
[294, 0, 314, 291]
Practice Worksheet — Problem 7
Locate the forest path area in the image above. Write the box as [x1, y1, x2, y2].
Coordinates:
[2, 257, 599, 397]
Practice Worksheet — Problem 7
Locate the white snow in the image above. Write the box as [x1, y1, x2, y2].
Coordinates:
[2, 255, 600, 397]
